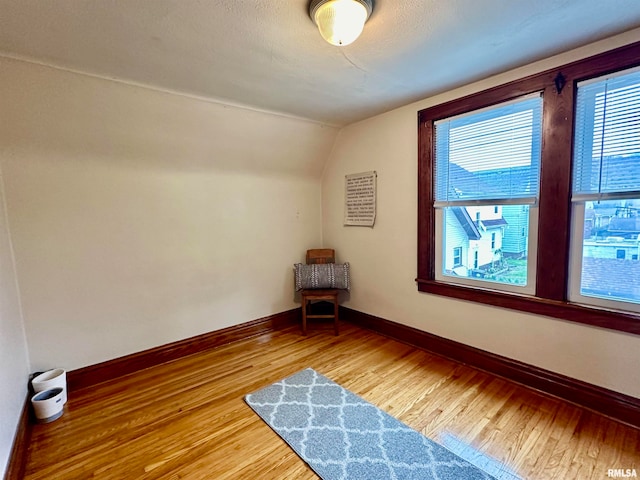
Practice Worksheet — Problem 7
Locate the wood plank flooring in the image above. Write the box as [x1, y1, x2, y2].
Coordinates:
[23, 322, 639, 479]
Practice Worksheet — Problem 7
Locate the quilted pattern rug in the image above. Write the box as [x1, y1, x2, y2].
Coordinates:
[245, 368, 497, 480]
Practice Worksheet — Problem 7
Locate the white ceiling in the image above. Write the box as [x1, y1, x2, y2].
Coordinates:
[2, 0, 640, 126]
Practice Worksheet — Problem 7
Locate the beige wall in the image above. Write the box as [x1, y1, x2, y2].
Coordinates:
[0, 58, 338, 372]
[321, 28, 640, 399]
[0, 162, 30, 476]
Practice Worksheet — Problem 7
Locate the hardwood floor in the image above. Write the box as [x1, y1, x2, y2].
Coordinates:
[23, 322, 639, 479]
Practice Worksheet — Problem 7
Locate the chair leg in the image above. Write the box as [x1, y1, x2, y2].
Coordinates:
[302, 297, 307, 336]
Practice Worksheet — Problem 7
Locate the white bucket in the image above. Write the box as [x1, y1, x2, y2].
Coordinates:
[32, 369, 67, 405]
[31, 387, 64, 423]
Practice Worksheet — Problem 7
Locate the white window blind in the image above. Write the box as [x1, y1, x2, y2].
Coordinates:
[572, 67, 640, 201]
[434, 94, 543, 207]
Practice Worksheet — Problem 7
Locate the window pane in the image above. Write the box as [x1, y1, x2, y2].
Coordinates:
[573, 67, 640, 198]
[434, 95, 542, 204]
[442, 205, 529, 286]
[577, 199, 640, 305]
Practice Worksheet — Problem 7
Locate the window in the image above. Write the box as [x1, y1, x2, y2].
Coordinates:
[453, 247, 462, 267]
[568, 66, 640, 313]
[433, 94, 541, 293]
[418, 41, 640, 334]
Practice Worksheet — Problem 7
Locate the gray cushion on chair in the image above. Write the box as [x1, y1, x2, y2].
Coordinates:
[294, 263, 350, 291]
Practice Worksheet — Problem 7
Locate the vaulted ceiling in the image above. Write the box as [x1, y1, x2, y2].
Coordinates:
[2, 0, 640, 126]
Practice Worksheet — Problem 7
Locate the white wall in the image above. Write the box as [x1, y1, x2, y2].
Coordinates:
[322, 29, 640, 399]
[0, 57, 339, 371]
[0, 162, 30, 477]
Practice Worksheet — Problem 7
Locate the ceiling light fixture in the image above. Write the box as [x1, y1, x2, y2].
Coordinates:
[309, 0, 373, 47]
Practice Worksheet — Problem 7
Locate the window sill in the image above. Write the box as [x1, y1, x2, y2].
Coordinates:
[416, 278, 640, 335]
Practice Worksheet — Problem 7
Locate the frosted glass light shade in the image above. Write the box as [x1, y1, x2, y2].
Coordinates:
[311, 0, 372, 46]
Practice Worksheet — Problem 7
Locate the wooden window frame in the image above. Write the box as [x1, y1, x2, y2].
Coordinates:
[417, 41, 640, 335]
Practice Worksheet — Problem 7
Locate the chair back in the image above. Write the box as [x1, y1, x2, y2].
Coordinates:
[306, 249, 335, 264]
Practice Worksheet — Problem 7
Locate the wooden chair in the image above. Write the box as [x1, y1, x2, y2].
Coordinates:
[301, 249, 339, 336]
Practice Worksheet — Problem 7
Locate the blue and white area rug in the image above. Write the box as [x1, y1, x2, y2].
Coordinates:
[245, 368, 497, 480]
